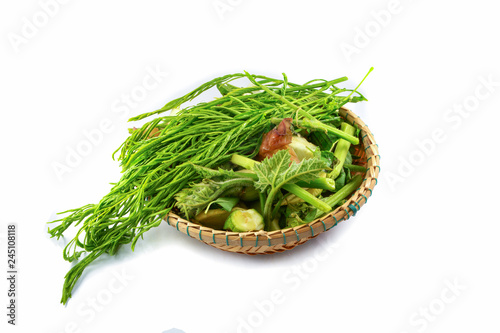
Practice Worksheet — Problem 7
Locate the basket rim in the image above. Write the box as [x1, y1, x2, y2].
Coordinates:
[164, 106, 380, 252]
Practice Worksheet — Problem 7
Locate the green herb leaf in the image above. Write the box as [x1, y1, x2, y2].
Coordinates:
[253, 149, 329, 225]
[319, 150, 335, 168]
[175, 178, 253, 219]
[191, 164, 242, 179]
[285, 202, 313, 228]
[253, 150, 328, 194]
[335, 168, 347, 189]
[206, 197, 239, 212]
[345, 151, 352, 166]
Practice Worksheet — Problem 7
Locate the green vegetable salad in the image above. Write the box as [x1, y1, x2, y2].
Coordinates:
[49, 69, 372, 304]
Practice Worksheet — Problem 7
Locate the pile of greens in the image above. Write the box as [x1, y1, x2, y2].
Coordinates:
[49, 70, 371, 304]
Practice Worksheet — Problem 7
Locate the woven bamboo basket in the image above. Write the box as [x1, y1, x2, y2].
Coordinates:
[164, 106, 379, 255]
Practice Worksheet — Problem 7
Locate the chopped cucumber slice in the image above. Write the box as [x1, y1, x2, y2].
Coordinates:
[223, 209, 264, 232]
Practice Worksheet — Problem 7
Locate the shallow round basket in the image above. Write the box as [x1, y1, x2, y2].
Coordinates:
[164, 106, 380, 255]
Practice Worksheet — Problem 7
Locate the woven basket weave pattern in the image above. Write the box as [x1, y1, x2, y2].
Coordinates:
[165, 107, 379, 255]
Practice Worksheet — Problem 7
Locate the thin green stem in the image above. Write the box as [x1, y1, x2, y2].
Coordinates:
[297, 177, 336, 191]
[270, 118, 359, 145]
[330, 122, 356, 179]
[346, 67, 373, 100]
[344, 164, 367, 173]
[231, 154, 256, 170]
[282, 184, 331, 212]
[313, 175, 363, 220]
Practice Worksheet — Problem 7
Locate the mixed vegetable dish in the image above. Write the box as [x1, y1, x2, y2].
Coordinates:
[49, 70, 372, 304]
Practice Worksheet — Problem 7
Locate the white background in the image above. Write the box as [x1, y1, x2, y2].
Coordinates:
[1, 0, 499, 332]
